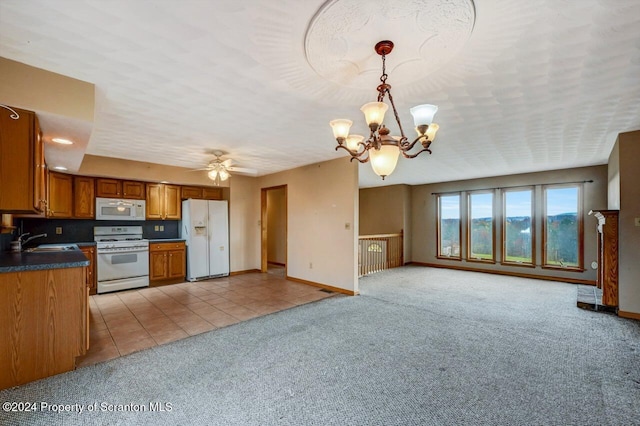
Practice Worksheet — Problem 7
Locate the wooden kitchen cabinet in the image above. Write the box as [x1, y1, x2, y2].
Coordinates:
[149, 241, 186, 285]
[146, 183, 181, 220]
[47, 171, 74, 218]
[80, 245, 97, 295]
[181, 185, 222, 200]
[73, 176, 95, 218]
[0, 106, 46, 214]
[0, 266, 87, 389]
[96, 178, 145, 199]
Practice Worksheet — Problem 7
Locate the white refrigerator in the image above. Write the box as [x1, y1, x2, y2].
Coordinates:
[181, 199, 230, 281]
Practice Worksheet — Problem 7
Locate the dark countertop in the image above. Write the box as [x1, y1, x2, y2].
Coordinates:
[0, 250, 89, 273]
[76, 241, 97, 247]
[148, 238, 185, 243]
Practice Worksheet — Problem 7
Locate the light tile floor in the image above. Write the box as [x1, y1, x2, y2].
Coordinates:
[77, 268, 337, 367]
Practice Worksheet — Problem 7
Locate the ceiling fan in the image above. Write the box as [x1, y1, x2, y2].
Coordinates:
[191, 151, 258, 185]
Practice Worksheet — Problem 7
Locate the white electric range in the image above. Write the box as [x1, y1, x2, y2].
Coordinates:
[94, 226, 149, 294]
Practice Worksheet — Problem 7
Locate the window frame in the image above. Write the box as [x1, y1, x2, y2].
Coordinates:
[542, 183, 584, 271]
[436, 192, 462, 260]
[501, 186, 535, 267]
[466, 190, 496, 263]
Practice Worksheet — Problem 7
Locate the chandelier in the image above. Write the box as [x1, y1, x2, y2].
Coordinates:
[330, 40, 439, 180]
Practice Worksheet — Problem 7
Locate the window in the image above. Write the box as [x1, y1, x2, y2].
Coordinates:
[437, 194, 461, 259]
[503, 188, 533, 265]
[543, 185, 582, 269]
[468, 192, 494, 262]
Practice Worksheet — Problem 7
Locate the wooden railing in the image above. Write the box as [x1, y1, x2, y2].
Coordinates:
[358, 231, 403, 277]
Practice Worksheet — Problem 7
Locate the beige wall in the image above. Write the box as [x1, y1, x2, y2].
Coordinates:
[0, 57, 94, 122]
[79, 154, 228, 187]
[411, 165, 608, 283]
[258, 158, 359, 293]
[608, 141, 620, 210]
[614, 130, 640, 314]
[359, 184, 412, 262]
[229, 175, 260, 273]
[266, 187, 286, 265]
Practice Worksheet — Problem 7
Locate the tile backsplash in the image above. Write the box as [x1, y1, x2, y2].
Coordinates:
[16, 218, 180, 247]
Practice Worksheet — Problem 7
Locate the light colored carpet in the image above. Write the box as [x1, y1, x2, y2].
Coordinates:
[1, 266, 639, 425]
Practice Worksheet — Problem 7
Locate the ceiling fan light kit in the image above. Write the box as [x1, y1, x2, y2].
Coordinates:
[330, 40, 440, 180]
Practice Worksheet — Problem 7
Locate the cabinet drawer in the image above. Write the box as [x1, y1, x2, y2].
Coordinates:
[150, 242, 185, 251]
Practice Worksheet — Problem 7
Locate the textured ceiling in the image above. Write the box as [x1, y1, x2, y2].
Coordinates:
[0, 0, 639, 188]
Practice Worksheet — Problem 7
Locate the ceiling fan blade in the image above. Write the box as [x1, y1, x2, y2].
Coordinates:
[227, 166, 258, 176]
[221, 159, 234, 167]
[187, 167, 212, 172]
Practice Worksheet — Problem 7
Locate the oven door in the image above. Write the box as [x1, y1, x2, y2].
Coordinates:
[97, 248, 150, 282]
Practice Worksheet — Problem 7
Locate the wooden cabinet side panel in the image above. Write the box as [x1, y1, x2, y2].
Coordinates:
[0, 268, 85, 390]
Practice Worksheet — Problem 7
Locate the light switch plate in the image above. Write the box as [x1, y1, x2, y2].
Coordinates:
[55, 227, 62, 235]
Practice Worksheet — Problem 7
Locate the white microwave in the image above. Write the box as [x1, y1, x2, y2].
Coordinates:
[96, 198, 146, 221]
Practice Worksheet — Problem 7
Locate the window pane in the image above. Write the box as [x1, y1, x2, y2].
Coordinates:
[504, 190, 533, 264]
[469, 193, 493, 260]
[439, 195, 460, 258]
[545, 187, 579, 267]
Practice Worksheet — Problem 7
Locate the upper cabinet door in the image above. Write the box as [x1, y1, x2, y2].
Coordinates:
[202, 187, 222, 200]
[181, 186, 203, 200]
[47, 172, 73, 218]
[164, 184, 181, 220]
[146, 183, 164, 219]
[73, 176, 95, 218]
[122, 181, 145, 199]
[0, 106, 44, 214]
[95, 178, 121, 198]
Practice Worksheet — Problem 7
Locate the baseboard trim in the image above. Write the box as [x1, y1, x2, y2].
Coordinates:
[230, 269, 261, 276]
[618, 310, 640, 321]
[409, 262, 596, 286]
[286, 276, 358, 296]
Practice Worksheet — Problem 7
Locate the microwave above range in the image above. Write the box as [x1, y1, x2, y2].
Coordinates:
[96, 197, 146, 221]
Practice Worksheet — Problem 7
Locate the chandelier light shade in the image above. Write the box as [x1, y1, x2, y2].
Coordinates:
[331, 40, 440, 180]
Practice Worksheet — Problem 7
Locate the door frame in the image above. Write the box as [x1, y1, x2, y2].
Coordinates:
[261, 185, 288, 273]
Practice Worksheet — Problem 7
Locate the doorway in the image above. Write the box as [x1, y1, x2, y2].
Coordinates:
[261, 185, 287, 276]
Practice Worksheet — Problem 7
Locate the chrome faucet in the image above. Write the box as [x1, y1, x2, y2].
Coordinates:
[17, 232, 48, 250]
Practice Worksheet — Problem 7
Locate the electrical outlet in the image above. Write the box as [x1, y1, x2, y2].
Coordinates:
[154, 225, 159, 231]
[635, 217, 640, 227]
[55, 227, 62, 235]
[345, 222, 351, 230]
[160, 225, 164, 231]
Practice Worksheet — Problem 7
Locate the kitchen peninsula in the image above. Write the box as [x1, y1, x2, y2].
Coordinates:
[0, 249, 89, 390]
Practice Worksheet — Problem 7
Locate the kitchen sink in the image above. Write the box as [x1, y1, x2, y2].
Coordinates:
[26, 244, 80, 253]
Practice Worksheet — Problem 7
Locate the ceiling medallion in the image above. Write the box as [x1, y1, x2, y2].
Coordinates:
[330, 41, 439, 180]
[305, 0, 476, 89]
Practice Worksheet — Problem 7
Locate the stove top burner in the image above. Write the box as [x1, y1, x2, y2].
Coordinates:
[100, 238, 118, 242]
[126, 238, 142, 241]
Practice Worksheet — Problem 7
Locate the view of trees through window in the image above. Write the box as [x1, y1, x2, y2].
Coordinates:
[435, 184, 582, 268]
[503, 189, 533, 264]
[544, 186, 580, 267]
[438, 194, 460, 258]
[468, 192, 493, 260]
